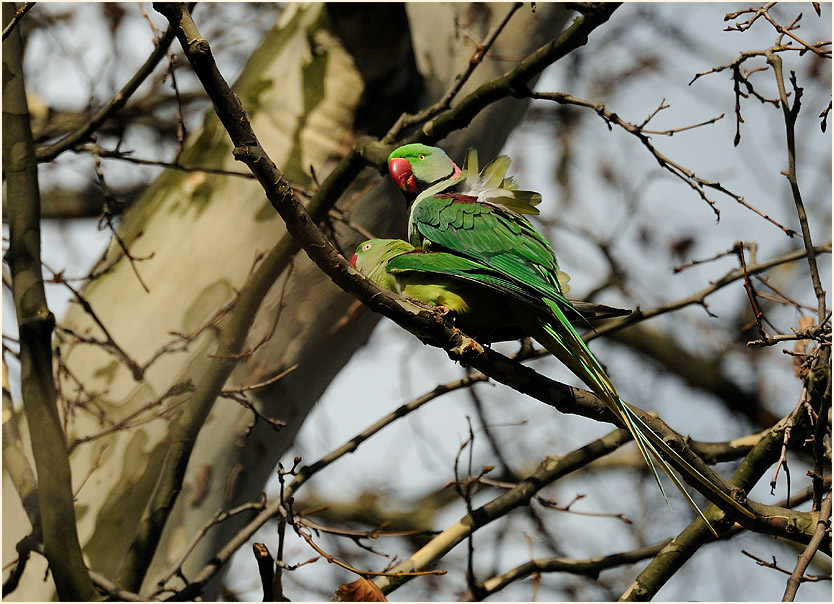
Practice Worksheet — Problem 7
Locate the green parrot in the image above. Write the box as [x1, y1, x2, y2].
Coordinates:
[350, 238, 629, 344]
[381, 143, 754, 531]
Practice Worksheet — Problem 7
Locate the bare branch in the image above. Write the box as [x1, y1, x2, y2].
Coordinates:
[529, 89, 798, 235]
[782, 493, 832, 601]
[35, 21, 177, 163]
[2, 4, 94, 597]
[373, 428, 633, 595]
[766, 50, 829, 324]
[1, 2, 34, 41]
[385, 2, 524, 140]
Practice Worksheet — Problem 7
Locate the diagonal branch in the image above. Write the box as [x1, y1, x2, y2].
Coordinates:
[385, 1, 525, 141]
[1, 1, 34, 41]
[782, 493, 832, 601]
[372, 428, 633, 595]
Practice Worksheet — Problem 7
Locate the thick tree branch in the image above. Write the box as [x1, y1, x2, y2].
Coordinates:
[385, 1, 525, 139]
[405, 3, 622, 143]
[1, 4, 95, 599]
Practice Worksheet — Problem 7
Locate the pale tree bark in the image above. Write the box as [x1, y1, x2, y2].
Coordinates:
[3, 3, 570, 599]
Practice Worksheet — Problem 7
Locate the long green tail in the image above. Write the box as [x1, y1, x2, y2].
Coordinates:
[516, 299, 753, 535]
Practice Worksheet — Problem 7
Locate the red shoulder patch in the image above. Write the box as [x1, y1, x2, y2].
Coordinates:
[435, 193, 478, 203]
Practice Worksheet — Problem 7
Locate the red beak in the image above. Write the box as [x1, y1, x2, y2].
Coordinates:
[388, 157, 418, 194]
[349, 253, 358, 267]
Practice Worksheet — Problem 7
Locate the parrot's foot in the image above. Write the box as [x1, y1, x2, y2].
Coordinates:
[434, 305, 454, 318]
[448, 333, 484, 363]
[420, 303, 456, 328]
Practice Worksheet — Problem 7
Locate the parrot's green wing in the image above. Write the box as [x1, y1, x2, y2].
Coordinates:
[388, 248, 557, 313]
[408, 193, 566, 307]
[369, 244, 624, 338]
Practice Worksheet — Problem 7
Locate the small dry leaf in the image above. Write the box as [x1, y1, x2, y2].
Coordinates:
[335, 577, 387, 602]
[793, 316, 815, 377]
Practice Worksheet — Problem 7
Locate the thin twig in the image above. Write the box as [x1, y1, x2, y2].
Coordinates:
[593, 243, 832, 340]
[783, 494, 832, 601]
[529, 90, 797, 235]
[90, 148, 152, 293]
[292, 524, 446, 578]
[76, 144, 256, 179]
[767, 50, 829, 325]
[384, 2, 523, 142]
[54, 278, 145, 380]
[1, 2, 35, 41]
[736, 241, 769, 340]
[36, 23, 177, 163]
[150, 500, 267, 597]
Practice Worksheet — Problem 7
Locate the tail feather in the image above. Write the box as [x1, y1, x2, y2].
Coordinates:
[517, 300, 753, 536]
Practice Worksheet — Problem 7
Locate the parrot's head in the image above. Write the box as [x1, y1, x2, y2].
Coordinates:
[388, 144, 461, 195]
[350, 239, 416, 290]
[348, 240, 373, 269]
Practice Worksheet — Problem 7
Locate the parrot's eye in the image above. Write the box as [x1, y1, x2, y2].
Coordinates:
[418, 154, 425, 160]
[361, 242, 372, 252]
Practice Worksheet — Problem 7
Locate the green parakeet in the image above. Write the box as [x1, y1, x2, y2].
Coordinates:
[380, 143, 754, 531]
[350, 238, 629, 343]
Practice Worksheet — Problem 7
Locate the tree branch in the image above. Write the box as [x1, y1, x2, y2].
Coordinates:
[35, 14, 178, 163]
[529, 90, 797, 235]
[2, 4, 95, 599]
[766, 50, 829, 325]
[467, 474, 830, 601]
[783, 493, 832, 601]
[2, 358, 41, 535]
[410, 3, 622, 143]
[0, 1, 33, 41]
[372, 428, 634, 595]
